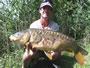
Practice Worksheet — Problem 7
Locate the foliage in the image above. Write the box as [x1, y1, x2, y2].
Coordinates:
[0, 50, 23, 68]
[52, 0, 90, 39]
[0, 0, 90, 68]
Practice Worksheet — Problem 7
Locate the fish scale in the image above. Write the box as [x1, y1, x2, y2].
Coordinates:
[29, 29, 75, 50]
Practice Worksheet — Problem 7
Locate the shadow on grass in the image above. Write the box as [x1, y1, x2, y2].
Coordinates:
[53, 55, 77, 68]
[31, 55, 77, 68]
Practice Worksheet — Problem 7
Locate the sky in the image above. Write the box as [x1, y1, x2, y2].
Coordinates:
[0, 0, 4, 8]
[0, 0, 10, 8]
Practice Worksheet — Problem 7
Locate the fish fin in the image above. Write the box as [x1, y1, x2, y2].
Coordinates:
[65, 49, 73, 52]
[44, 51, 53, 60]
[26, 42, 32, 55]
[27, 45, 30, 55]
[80, 47, 88, 56]
[75, 52, 84, 65]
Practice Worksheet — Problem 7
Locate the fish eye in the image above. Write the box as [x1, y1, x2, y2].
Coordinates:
[17, 33, 20, 35]
[18, 33, 20, 35]
[16, 32, 20, 36]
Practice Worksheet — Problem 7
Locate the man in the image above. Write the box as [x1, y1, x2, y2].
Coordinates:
[22, 0, 60, 68]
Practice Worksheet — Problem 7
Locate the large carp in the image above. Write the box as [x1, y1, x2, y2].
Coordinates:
[9, 28, 88, 65]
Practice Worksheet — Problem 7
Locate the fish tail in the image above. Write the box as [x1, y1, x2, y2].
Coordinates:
[26, 43, 32, 55]
[75, 51, 84, 65]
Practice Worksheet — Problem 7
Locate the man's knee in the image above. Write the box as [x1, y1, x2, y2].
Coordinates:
[22, 52, 32, 62]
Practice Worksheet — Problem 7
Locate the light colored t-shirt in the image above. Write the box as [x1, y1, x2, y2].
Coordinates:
[29, 19, 60, 68]
[30, 19, 59, 31]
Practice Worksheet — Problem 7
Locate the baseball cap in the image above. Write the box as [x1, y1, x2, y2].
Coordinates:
[40, 0, 52, 8]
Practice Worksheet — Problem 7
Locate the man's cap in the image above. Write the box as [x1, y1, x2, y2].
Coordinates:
[40, 0, 52, 8]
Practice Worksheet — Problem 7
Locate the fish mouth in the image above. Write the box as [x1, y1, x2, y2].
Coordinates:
[9, 35, 17, 41]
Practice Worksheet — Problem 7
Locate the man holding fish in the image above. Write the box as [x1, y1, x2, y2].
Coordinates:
[22, 0, 60, 68]
[9, 0, 88, 68]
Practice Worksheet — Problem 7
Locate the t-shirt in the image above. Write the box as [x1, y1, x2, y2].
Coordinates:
[30, 19, 59, 31]
[29, 19, 60, 68]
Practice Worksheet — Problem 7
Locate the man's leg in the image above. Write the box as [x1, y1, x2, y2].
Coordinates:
[22, 48, 39, 68]
[22, 49, 34, 68]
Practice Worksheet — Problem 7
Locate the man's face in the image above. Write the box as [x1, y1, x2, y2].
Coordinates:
[40, 5, 52, 19]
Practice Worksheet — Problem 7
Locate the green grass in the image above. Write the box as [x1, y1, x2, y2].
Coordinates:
[0, 50, 23, 68]
[54, 53, 90, 68]
[0, 44, 90, 68]
[54, 44, 90, 68]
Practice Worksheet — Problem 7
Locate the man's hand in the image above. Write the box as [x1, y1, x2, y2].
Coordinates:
[51, 50, 61, 60]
